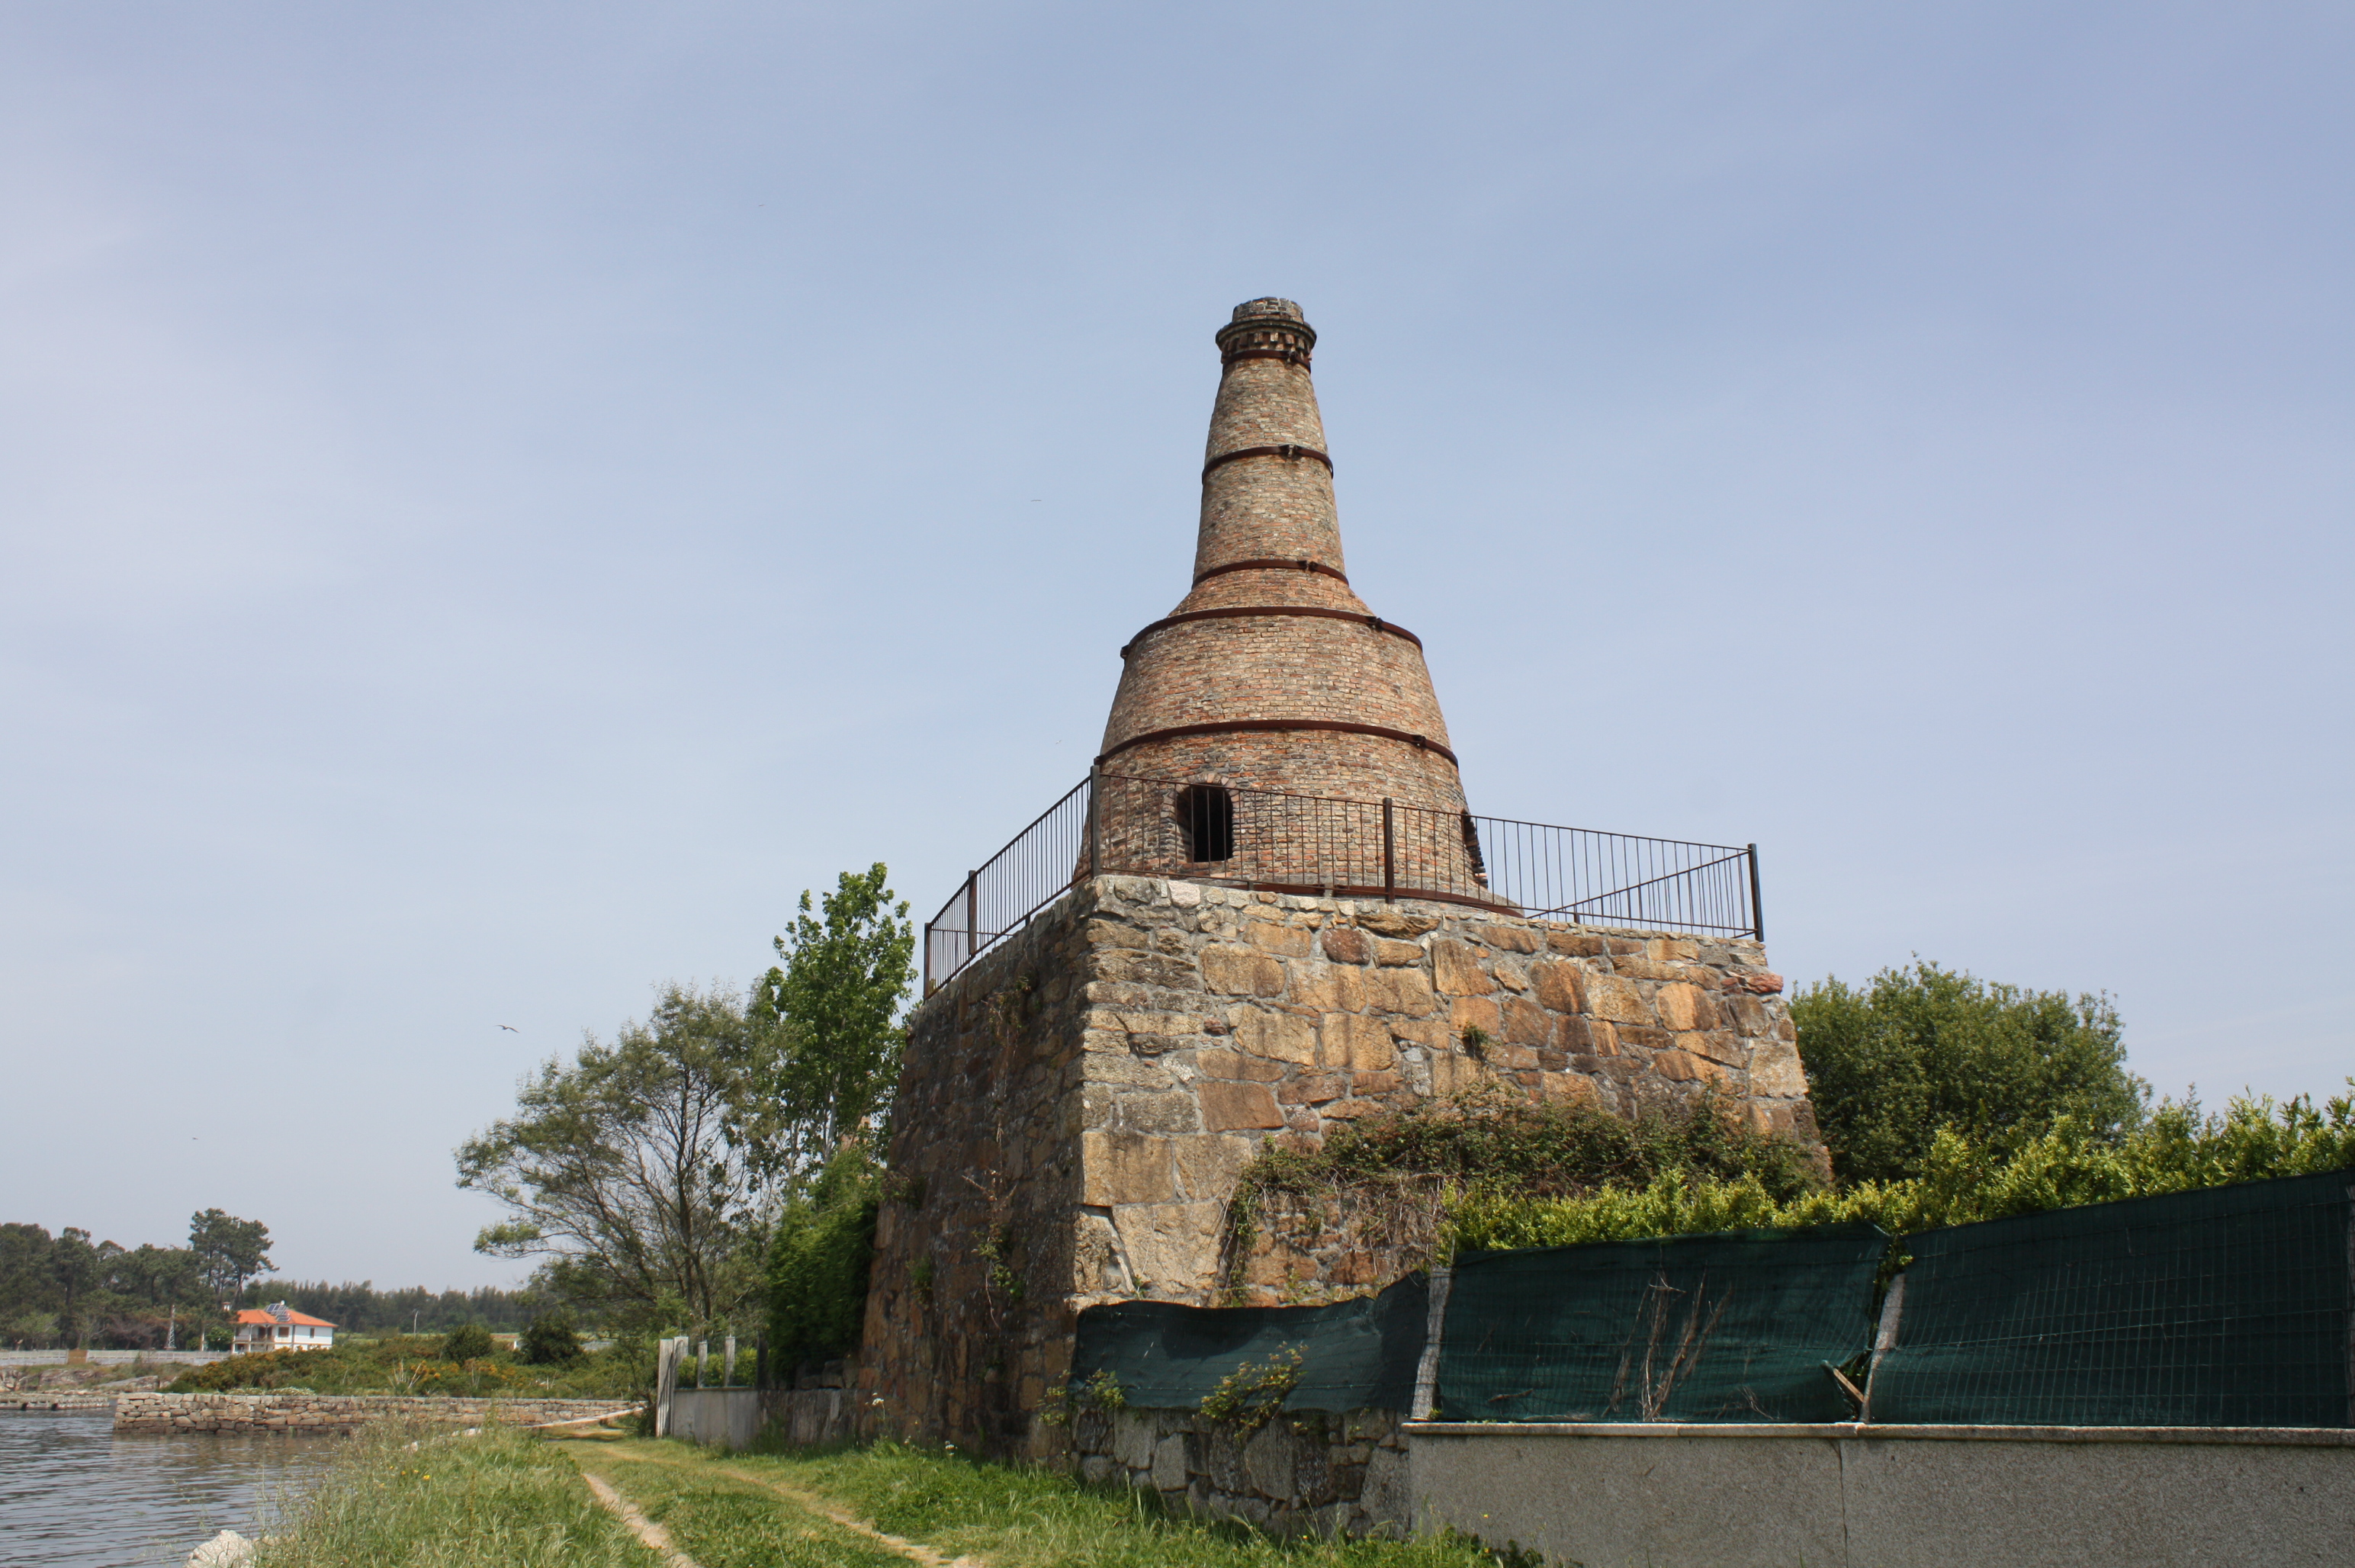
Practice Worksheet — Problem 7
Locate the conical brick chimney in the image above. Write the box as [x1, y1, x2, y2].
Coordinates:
[1097, 299, 1476, 892]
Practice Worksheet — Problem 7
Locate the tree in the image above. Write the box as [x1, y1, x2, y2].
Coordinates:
[456, 982, 779, 1335]
[765, 1144, 882, 1364]
[1791, 961, 2146, 1185]
[51, 1229, 108, 1347]
[747, 863, 916, 1177]
[188, 1210, 275, 1300]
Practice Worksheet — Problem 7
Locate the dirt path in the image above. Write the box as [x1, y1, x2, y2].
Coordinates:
[568, 1443, 985, 1568]
[579, 1469, 705, 1568]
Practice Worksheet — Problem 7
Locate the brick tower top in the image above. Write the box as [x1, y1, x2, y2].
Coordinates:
[1095, 300, 1470, 880]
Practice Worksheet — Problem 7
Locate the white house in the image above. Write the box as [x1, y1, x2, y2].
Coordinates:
[232, 1303, 336, 1352]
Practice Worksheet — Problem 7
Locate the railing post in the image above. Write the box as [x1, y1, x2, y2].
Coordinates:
[965, 871, 978, 965]
[1382, 797, 1396, 902]
[1088, 765, 1102, 880]
[1747, 843, 1765, 942]
[921, 922, 933, 996]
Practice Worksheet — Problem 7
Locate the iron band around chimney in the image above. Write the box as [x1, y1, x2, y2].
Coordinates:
[1200, 443, 1332, 480]
[1120, 606, 1425, 657]
[1097, 718, 1459, 769]
[1190, 557, 1351, 587]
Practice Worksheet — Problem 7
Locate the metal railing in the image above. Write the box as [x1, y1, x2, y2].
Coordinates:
[921, 770, 1762, 993]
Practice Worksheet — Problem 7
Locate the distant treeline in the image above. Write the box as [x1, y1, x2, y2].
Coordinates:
[233, 1280, 533, 1335]
[2, 1213, 533, 1349]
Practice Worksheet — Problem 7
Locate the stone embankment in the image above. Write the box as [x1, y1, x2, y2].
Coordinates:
[5, 1392, 117, 1412]
[114, 1392, 631, 1435]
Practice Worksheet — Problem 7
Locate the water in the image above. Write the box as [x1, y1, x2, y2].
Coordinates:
[0, 1412, 338, 1566]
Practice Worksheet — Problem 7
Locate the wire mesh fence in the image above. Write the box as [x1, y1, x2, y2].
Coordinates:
[1065, 1170, 2355, 1429]
[923, 770, 1762, 993]
[1867, 1169, 2355, 1428]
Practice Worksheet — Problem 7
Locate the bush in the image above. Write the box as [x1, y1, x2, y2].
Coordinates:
[440, 1323, 495, 1362]
[1446, 1083, 2355, 1255]
[1791, 962, 2145, 1184]
[766, 1146, 879, 1364]
[516, 1309, 582, 1365]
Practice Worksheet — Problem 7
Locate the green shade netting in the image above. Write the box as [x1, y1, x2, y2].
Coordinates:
[1870, 1167, 2353, 1428]
[1434, 1223, 1887, 1423]
[1071, 1273, 1428, 1413]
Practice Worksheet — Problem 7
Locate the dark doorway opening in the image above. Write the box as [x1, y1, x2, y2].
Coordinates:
[1176, 785, 1235, 863]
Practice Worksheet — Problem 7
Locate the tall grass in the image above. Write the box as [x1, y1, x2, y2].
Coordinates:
[250, 1425, 652, 1568]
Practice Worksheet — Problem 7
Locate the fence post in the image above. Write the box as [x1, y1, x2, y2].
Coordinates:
[1088, 765, 1102, 879]
[1747, 843, 1765, 941]
[921, 922, 932, 997]
[965, 871, 978, 965]
[1383, 797, 1396, 902]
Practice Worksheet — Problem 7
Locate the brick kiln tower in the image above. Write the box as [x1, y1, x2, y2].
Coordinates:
[1096, 299, 1477, 890]
[858, 297, 1823, 1461]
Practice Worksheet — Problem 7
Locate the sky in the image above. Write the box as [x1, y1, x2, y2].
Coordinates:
[3, 3, 2349, 1291]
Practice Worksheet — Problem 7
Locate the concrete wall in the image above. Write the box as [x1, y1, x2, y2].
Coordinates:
[1406, 1422, 2355, 1568]
[668, 1389, 763, 1449]
[662, 1386, 856, 1449]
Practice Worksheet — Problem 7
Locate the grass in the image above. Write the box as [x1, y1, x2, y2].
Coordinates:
[249, 1426, 1539, 1568]
[248, 1425, 655, 1568]
[583, 1438, 1533, 1568]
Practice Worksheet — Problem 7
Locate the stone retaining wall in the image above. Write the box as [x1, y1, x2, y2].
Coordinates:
[113, 1392, 630, 1435]
[5, 1393, 114, 1412]
[863, 875, 1821, 1456]
[1071, 1406, 1410, 1538]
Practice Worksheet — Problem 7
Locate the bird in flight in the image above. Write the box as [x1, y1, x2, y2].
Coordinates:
[499, 1024, 519, 1033]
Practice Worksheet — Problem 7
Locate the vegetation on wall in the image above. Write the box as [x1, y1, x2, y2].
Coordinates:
[1222, 1083, 1820, 1295]
[1222, 959, 2353, 1292]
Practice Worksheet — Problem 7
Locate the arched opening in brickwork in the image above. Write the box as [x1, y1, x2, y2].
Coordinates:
[1176, 784, 1235, 864]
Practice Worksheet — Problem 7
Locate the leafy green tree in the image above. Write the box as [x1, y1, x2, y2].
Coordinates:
[765, 1144, 882, 1364]
[1791, 961, 2146, 1185]
[748, 864, 915, 1177]
[188, 1210, 275, 1300]
[457, 982, 779, 1335]
[51, 1229, 108, 1347]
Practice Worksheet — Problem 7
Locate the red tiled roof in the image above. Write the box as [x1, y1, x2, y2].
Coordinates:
[233, 1309, 336, 1327]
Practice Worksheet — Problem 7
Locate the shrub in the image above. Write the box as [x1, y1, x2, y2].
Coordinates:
[766, 1145, 880, 1364]
[1446, 1083, 2355, 1255]
[440, 1323, 495, 1362]
[517, 1309, 582, 1365]
[1791, 962, 2145, 1184]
